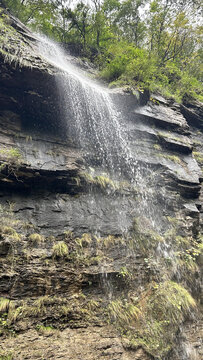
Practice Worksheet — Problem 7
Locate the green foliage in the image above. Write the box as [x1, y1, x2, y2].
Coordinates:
[36, 324, 55, 335]
[108, 299, 140, 325]
[2, 0, 202, 101]
[2, 0, 58, 38]
[109, 281, 196, 358]
[0, 147, 22, 172]
[0, 147, 21, 159]
[75, 233, 92, 248]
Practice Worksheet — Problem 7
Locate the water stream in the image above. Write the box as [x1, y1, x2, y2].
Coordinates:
[37, 35, 134, 178]
[37, 35, 171, 251]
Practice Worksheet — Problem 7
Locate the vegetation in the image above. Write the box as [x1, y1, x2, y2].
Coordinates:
[109, 281, 196, 358]
[1, 0, 202, 102]
[158, 153, 183, 165]
[0, 226, 21, 241]
[193, 151, 203, 164]
[80, 171, 117, 190]
[0, 147, 22, 172]
[52, 241, 69, 258]
[28, 233, 44, 243]
[131, 217, 163, 252]
[0, 298, 14, 314]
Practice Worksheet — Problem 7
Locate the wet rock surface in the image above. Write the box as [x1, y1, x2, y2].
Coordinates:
[0, 8, 202, 360]
[0, 327, 152, 360]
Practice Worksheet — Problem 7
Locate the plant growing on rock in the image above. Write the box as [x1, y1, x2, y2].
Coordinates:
[130, 217, 163, 252]
[80, 171, 117, 190]
[109, 281, 196, 358]
[0, 226, 21, 241]
[0, 147, 23, 173]
[52, 241, 69, 258]
[36, 324, 56, 335]
[28, 233, 44, 244]
[0, 298, 14, 314]
[75, 233, 92, 248]
[108, 299, 140, 325]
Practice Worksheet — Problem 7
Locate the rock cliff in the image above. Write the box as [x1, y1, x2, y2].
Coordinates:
[0, 7, 202, 360]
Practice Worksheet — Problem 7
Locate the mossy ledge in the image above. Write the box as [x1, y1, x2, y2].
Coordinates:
[0, 6, 54, 72]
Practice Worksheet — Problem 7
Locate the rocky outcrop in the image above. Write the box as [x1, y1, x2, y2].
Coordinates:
[0, 7, 202, 360]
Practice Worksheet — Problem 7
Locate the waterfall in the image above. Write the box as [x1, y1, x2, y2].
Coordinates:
[37, 35, 134, 179]
[37, 35, 169, 243]
[35, 38, 199, 360]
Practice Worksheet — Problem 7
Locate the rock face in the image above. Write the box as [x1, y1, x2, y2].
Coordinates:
[0, 7, 202, 360]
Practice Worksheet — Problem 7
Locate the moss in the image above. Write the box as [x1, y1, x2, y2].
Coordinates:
[153, 144, 161, 150]
[28, 233, 44, 243]
[175, 236, 203, 271]
[157, 131, 186, 144]
[7, 306, 22, 324]
[24, 296, 56, 317]
[86, 299, 100, 312]
[93, 175, 116, 189]
[193, 151, 203, 164]
[166, 216, 180, 225]
[109, 299, 140, 325]
[109, 281, 196, 358]
[117, 266, 132, 280]
[0, 298, 17, 336]
[0, 147, 22, 160]
[52, 241, 69, 258]
[64, 230, 73, 240]
[0, 7, 52, 72]
[102, 235, 124, 248]
[36, 324, 56, 335]
[158, 153, 183, 165]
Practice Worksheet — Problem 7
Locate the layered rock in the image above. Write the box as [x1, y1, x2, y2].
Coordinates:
[0, 7, 202, 360]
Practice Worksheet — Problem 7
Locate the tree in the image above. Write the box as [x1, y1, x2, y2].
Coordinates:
[65, 2, 91, 51]
[2, 0, 58, 37]
[115, 0, 146, 47]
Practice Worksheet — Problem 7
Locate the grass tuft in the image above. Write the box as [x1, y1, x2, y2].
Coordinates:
[52, 241, 68, 258]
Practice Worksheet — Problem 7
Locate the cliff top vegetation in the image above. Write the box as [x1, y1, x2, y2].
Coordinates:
[1, 0, 203, 102]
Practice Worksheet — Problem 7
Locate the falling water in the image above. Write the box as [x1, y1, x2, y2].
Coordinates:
[37, 35, 171, 249]
[37, 35, 134, 178]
